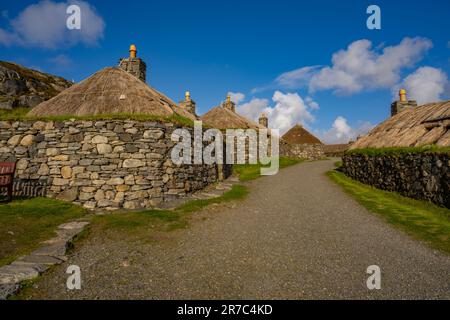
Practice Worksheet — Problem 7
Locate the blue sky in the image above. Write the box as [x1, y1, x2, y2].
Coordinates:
[1, 0, 449, 142]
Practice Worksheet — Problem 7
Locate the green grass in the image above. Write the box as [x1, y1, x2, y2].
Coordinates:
[327, 169, 450, 254]
[346, 145, 450, 156]
[234, 157, 303, 181]
[0, 109, 194, 127]
[0, 197, 87, 267]
[91, 185, 248, 235]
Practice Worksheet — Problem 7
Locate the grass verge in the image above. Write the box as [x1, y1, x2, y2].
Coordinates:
[327, 169, 450, 254]
[0, 197, 87, 267]
[233, 157, 303, 181]
[0, 108, 194, 127]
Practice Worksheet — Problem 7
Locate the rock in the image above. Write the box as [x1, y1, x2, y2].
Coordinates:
[123, 201, 140, 210]
[92, 135, 108, 144]
[0, 265, 39, 285]
[97, 143, 112, 154]
[16, 158, 28, 170]
[32, 121, 46, 130]
[46, 148, 58, 156]
[7, 135, 22, 146]
[106, 177, 124, 185]
[20, 135, 34, 146]
[37, 163, 50, 176]
[94, 189, 105, 201]
[143, 129, 164, 139]
[0, 283, 20, 300]
[60, 166, 72, 179]
[122, 159, 145, 168]
[56, 188, 78, 202]
[52, 178, 69, 186]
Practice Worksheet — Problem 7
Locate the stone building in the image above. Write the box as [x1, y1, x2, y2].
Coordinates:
[282, 124, 323, 145]
[118, 44, 147, 83]
[351, 93, 450, 149]
[0, 45, 232, 211]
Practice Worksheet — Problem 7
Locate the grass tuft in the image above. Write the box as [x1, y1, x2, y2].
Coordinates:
[234, 157, 303, 181]
[346, 145, 450, 156]
[0, 197, 87, 267]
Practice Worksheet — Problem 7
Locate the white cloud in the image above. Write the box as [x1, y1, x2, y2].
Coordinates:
[309, 37, 433, 95]
[275, 65, 321, 89]
[237, 91, 316, 134]
[394, 67, 448, 104]
[318, 117, 374, 144]
[0, 0, 105, 49]
[228, 92, 246, 104]
[305, 96, 319, 110]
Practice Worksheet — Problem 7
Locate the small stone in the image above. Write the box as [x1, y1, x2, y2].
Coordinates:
[16, 158, 28, 170]
[92, 135, 108, 144]
[20, 135, 34, 146]
[94, 189, 105, 201]
[56, 188, 78, 202]
[46, 148, 58, 156]
[122, 159, 145, 168]
[52, 178, 69, 186]
[7, 135, 22, 146]
[97, 143, 112, 155]
[61, 166, 72, 179]
[106, 177, 124, 185]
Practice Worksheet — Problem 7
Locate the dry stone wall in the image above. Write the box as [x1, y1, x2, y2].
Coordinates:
[280, 141, 325, 160]
[342, 152, 450, 208]
[0, 120, 231, 210]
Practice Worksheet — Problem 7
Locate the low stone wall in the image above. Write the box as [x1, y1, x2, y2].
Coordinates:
[0, 120, 231, 210]
[280, 141, 324, 160]
[342, 152, 450, 208]
[323, 144, 349, 157]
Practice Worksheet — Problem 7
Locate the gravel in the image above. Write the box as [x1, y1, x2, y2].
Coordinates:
[22, 160, 450, 299]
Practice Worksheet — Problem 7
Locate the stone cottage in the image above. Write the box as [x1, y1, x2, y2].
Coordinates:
[0, 45, 230, 210]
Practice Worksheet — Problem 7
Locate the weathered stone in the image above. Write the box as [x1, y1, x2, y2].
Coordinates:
[143, 129, 164, 140]
[16, 158, 28, 170]
[37, 163, 49, 175]
[20, 135, 34, 146]
[56, 188, 78, 202]
[106, 177, 124, 185]
[46, 148, 58, 156]
[60, 166, 72, 179]
[0, 265, 39, 285]
[94, 189, 105, 201]
[97, 143, 112, 154]
[92, 135, 108, 144]
[122, 159, 144, 168]
[7, 135, 22, 146]
[52, 178, 69, 186]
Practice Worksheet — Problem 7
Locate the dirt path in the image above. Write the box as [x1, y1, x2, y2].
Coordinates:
[25, 160, 450, 299]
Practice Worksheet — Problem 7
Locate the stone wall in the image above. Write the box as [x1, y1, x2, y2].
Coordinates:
[280, 141, 324, 160]
[342, 152, 450, 208]
[0, 120, 231, 210]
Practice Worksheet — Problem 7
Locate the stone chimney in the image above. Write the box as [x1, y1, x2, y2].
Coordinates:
[118, 44, 147, 82]
[391, 89, 417, 117]
[259, 113, 268, 128]
[222, 93, 236, 112]
[179, 91, 196, 115]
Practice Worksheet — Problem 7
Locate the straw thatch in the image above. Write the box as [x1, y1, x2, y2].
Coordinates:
[282, 124, 323, 145]
[28, 67, 196, 120]
[200, 106, 265, 130]
[350, 100, 450, 149]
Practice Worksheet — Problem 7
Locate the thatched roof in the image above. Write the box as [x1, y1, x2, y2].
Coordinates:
[200, 106, 265, 130]
[282, 124, 323, 145]
[350, 100, 450, 149]
[28, 67, 196, 120]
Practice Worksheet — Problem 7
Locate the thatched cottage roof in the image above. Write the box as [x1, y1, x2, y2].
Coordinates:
[282, 124, 323, 145]
[28, 67, 196, 120]
[350, 100, 450, 149]
[200, 106, 265, 130]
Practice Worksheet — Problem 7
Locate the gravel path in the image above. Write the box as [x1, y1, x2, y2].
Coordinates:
[25, 160, 449, 299]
